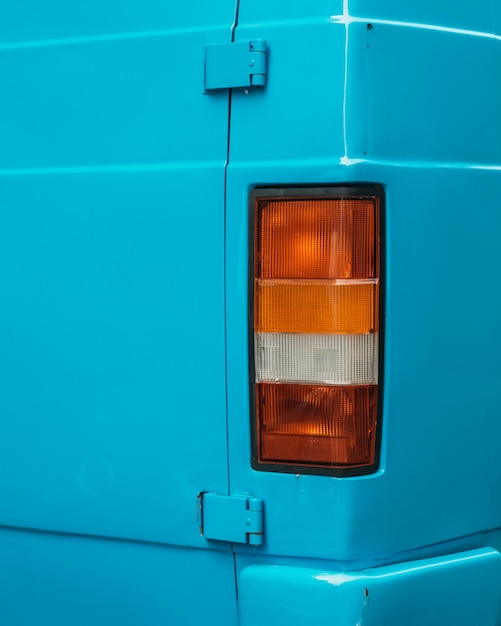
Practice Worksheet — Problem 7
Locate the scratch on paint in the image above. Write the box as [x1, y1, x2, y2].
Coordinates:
[356, 588, 369, 626]
[76, 457, 101, 499]
[341, 0, 349, 161]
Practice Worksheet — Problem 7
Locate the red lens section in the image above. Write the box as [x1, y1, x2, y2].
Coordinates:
[257, 383, 378, 468]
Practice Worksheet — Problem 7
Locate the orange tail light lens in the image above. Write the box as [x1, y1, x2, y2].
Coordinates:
[255, 279, 377, 334]
[252, 187, 382, 474]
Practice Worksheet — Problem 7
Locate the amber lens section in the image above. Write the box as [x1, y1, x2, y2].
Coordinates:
[255, 279, 377, 334]
[256, 198, 376, 279]
[257, 383, 377, 467]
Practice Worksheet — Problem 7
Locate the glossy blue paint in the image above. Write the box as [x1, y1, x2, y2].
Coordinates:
[0, 528, 237, 625]
[237, 549, 501, 626]
[204, 40, 267, 92]
[201, 493, 263, 545]
[350, 0, 499, 34]
[0, 1, 240, 623]
[1, 0, 501, 622]
[345, 22, 500, 165]
[226, 0, 501, 569]
[0, 0, 237, 537]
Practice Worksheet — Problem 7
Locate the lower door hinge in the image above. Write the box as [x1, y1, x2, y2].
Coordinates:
[203, 40, 267, 93]
[199, 493, 263, 546]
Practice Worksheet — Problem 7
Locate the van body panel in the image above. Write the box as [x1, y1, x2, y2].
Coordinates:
[226, 2, 501, 564]
[237, 549, 501, 626]
[0, 528, 238, 626]
[1, 0, 500, 623]
[0, 1, 239, 623]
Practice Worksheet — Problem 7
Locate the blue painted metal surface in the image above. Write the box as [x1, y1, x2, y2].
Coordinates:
[0, 528, 238, 625]
[226, 0, 501, 559]
[238, 549, 501, 626]
[1, 0, 501, 623]
[0, 1, 240, 624]
[201, 493, 263, 545]
[204, 40, 267, 92]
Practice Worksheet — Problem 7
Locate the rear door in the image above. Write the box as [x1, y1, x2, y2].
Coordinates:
[0, 2, 238, 624]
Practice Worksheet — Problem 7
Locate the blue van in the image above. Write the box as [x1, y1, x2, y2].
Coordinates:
[0, 1, 500, 624]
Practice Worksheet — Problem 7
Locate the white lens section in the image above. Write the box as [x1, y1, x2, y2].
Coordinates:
[255, 333, 378, 385]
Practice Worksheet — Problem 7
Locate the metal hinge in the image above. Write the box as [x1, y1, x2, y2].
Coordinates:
[199, 493, 263, 546]
[203, 40, 267, 93]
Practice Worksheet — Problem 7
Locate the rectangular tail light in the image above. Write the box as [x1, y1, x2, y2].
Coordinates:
[251, 187, 382, 475]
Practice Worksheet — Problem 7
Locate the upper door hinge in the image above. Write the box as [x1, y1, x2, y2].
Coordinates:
[199, 493, 263, 546]
[203, 40, 267, 93]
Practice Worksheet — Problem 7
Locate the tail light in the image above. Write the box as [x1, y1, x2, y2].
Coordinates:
[251, 187, 382, 475]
